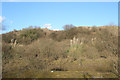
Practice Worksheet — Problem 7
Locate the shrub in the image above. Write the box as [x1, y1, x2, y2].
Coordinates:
[17, 28, 45, 44]
[19, 38, 69, 71]
[65, 28, 79, 39]
[49, 32, 57, 40]
[67, 44, 85, 60]
[2, 32, 16, 43]
[2, 42, 13, 60]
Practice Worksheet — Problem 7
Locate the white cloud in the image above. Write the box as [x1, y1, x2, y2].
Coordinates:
[53, 29, 60, 31]
[0, 16, 13, 24]
[0, 16, 4, 23]
[44, 24, 52, 29]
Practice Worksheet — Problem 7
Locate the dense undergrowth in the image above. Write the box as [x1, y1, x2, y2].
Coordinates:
[2, 25, 118, 78]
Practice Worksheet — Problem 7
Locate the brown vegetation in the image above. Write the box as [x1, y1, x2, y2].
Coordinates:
[2, 25, 118, 78]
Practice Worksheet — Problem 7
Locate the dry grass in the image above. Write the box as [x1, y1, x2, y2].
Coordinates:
[2, 25, 118, 78]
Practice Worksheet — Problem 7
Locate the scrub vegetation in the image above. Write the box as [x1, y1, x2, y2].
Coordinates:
[2, 25, 118, 78]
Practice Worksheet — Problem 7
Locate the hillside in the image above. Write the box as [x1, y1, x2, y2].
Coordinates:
[2, 25, 118, 78]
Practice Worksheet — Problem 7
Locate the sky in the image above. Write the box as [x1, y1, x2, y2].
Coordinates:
[1, 2, 118, 33]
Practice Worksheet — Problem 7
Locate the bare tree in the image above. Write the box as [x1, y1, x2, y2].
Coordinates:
[63, 24, 75, 30]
